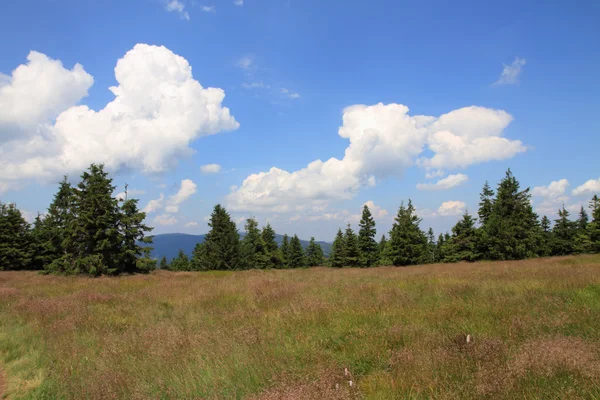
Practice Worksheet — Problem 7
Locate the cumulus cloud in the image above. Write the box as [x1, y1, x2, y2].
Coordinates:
[154, 214, 178, 226]
[143, 193, 165, 214]
[572, 178, 600, 196]
[425, 170, 445, 179]
[165, 0, 190, 20]
[417, 173, 468, 191]
[201, 5, 216, 12]
[438, 201, 467, 216]
[228, 103, 523, 212]
[0, 44, 238, 193]
[532, 179, 569, 198]
[200, 163, 222, 174]
[165, 179, 197, 213]
[493, 57, 526, 86]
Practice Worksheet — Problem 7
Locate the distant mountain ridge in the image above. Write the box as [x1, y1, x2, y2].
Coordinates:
[149, 233, 332, 261]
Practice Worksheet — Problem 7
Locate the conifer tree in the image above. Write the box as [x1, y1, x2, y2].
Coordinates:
[201, 204, 241, 270]
[552, 206, 576, 256]
[280, 234, 291, 268]
[30, 213, 53, 270]
[344, 224, 361, 267]
[170, 249, 190, 271]
[288, 234, 306, 267]
[386, 200, 427, 266]
[589, 195, 600, 253]
[119, 186, 154, 273]
[478, 181, 494, 225]
[43, 176, 75, 267]
[358, 204, 378, 267]
[261, 223, 283, 268]
[189, 242, 208, 271]
[574, 206, 591, 254]
[306, 237, 325, 266]
[0, 202, 33, 270]
[159, 256, 169, 270]
[241, 217, 268, 269]
[329, 229, 346, 268]
[444, 212, 478, 262]
[378, 235, 388, 265]
[436, 233, 446, 262]
[538, 215, 553, 257]
[426, 228, 436, 264]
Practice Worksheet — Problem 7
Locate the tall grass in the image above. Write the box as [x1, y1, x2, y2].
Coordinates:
[2, 255, 600, 399]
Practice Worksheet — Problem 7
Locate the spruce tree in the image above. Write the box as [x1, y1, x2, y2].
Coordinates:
[241, 217, 268, 269]
[288, 234, 306, 267]
[329, 229, 346, 268]
[306, 237, 325, 266]
[552, 206, 576, 256]
[358, 204, 378, 267]
[201, 204, 241, 270]
[280, 234, 291, 268]
[589, 195, 600, 253]
[574, 206, 591, 254]
[189, 242, 208, 271]
[444, 212, 478, 262]
[378, 235, 389, 265]
[426, 228, 436, 264]
[344, 224, 360, 267]
[478, 181, 494, 225]
[538, 215, 553, 257]
[0, 202, 33, 270]
[43, 176, 75, 268]
[261, 223, 282, 268]
[436, 233, 446, 262]
[118, 186, 154, 273]
[30, 213, 53, 270]
[482, 169, 540, 260]
[159, 256, 169, 270]
[386, 200, 427, 266]
[170, 249, 190, 271]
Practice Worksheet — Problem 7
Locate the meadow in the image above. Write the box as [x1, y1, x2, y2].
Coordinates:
[1, 256, 600, 399]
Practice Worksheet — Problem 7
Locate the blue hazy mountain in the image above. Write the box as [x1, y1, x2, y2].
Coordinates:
[150, 233, 332, 261]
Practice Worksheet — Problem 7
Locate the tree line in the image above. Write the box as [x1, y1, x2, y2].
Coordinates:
[1, 166, 599, 275]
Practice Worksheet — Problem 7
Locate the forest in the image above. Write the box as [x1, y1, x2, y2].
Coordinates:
[1, 165, 599, 275]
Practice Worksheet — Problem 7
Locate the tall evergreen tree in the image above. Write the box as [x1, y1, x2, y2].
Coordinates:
[170, 249, 190, 271]
[261, 224, 282, 268]
[241, 217, 268, 269]
[43, 176, 75, 267]
[280, 234, 291, 268]
[378, 235, 389, 265]
[189, 242, 208, 271]
[288, 235, 306, 268]
[538, 215, 553, 257]
[386, 200, 427, 266]
[426, 228, 436, 264]
[344, 224, 361, 267]
[201, 204, 241, 270]
[30, 213, 53, 270]
[0, 202, 33, 270]
[574, 206, 591, 254]
[159, 256, 169, 270]
[358, 204, 378, 267]
[436, 233, 446, 262]
[306, 237, 325, 266]
[589, 195, 600, 253]
[118, 186, 154, 273]
[444, 212, 478, 262]
[329, 229, 346, 268]
[481, 169, 540, 260]
[478, 181, 494, 225]
[552, 206, 576, 256]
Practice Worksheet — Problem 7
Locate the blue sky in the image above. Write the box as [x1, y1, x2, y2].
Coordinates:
[1, 0, 599, 241]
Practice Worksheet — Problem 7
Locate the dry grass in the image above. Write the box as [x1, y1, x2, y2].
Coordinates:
[1, 255, 600, 399]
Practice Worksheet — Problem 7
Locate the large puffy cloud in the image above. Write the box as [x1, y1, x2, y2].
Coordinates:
[228, 104, 523, 212]
[437, 201, 467, 216]
[165, 179, 197, 213]
[572, 178, 600, 196]
[0, 44, 238, 192]
[532, 179, 569, 198]
[416, 173, 468, 191]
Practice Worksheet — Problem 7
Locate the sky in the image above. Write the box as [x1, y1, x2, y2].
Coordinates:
[1, 0, 599, 241]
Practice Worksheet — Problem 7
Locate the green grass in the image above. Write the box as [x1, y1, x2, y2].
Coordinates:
[2, 255, 600, 399]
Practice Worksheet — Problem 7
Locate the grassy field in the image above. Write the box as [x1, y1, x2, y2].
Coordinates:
[2, 256, 600, 399]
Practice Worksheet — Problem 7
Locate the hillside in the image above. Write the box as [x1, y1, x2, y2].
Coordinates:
[150, 233, 332, 261]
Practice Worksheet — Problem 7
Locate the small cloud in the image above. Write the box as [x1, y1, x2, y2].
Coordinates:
[185, 221, 199, 228]
[242, 82, 270, 89]
[438, 200, 467, 216]
[425, 170, 445, 179]
[200, 163, 222, 174]
[237, 56, 255, 71]
[154, 214, 178, 226]
[572, 177, 600, 196]
[143, 194, 165, 214]
[201, 5, 216, 12]
[165, 179, 197, 213]
[416, 173, 468, 191]
[280, 88, 300, 99]
[532, 179, 569, 198]
[165, 0, 190, 20]
[233, 0, 243, 6]
[493, 57, 526, 86]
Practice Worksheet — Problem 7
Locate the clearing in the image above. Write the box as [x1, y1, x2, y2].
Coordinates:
[1, 256, 600, 399]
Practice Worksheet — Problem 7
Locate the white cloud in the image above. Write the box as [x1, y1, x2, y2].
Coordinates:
[425, 169, 445, 179]
[363, 200, 389, 219]
[493, 57, 526, 86]
[0, 44, 238, 192]
[228, 103, 522, 213]
[165, 179, 197, 213]
[165, 0, 190, 20]
[237, 56, 254, 71]
[281, 88, 300, 99]
[416, 173, 468, 191]
[154, 214, 178, 226]
[201, 5, 216, 12]
[438, 201, 467, 216]
[242, 82, 270, 89]
[532, 179, 569, 198]
[185, 221, 199, 228]
[572, 178, 600, 196]
[200, 163, 222, 174]
[115, 188, 146, 201]
[233, 0, 243, 5]
[143, 193, 165, 214]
